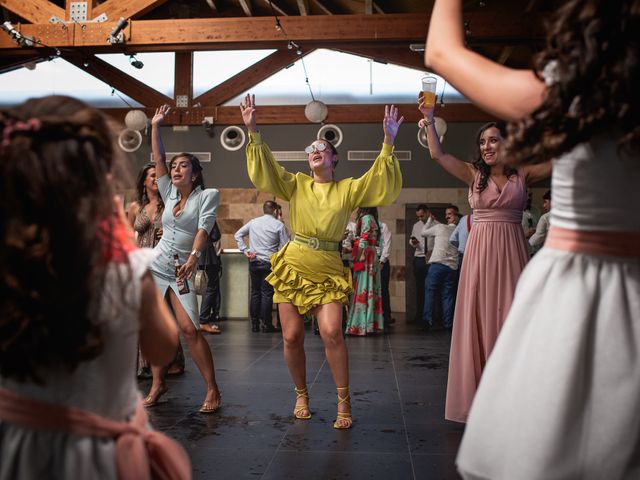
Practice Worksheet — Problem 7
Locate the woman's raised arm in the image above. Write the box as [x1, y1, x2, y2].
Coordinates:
[348, 106, 403, 209]
[242, 94, 297, 201]
[425, 0, 546, 121]
[150, 104, 171, 179]
[240, 93, 257, 134]
[419, 94, 475, 185]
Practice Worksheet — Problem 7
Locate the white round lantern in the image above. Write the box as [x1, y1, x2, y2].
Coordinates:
[124, 110, 148, 131]
[304, 100, 328, 123]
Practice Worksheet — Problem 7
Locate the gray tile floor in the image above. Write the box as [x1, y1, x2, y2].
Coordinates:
[139, 317, 463, 480]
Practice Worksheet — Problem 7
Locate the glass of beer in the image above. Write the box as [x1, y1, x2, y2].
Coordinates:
[421, 76, 437, 109]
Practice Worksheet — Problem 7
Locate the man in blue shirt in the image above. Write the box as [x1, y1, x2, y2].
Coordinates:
[449, 212, 473, 280]
[235, 201, 290, 332]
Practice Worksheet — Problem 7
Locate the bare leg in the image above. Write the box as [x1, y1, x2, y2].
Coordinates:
[168, 289, 221, 411]
[144, 290, 173, 406]
[279, 302, 309, 417]
[316, 302, 352, 428]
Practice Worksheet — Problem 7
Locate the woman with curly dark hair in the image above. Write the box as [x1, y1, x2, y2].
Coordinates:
[426, 0, 639, 478]
[0, 96, 188, 478]
[417, 108, 551, 424]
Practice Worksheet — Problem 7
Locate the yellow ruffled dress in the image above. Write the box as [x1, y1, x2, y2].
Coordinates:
[246, 132, 402, 315]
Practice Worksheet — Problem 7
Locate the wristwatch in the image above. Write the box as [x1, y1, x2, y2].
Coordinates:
[190, 249, 201, 258]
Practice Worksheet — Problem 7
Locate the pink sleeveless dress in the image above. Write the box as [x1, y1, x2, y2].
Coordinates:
[445, 169, 529, 423]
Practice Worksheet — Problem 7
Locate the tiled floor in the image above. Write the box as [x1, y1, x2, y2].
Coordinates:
[139, 317, 464, 480]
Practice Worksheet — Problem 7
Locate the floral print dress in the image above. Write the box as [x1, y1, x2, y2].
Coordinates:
[345, 214, 384, 335]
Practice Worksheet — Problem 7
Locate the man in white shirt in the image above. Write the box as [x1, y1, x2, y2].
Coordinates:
[377, 221, 393, 327]
[529, 190, 551, 255]
[235, 201, 289, 333]
[409, 204, 433, 324]
[522, 191, 540, 256]
[421, 206, 459, 331]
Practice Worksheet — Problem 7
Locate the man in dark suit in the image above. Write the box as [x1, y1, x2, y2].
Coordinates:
[198, 221, 223, 334]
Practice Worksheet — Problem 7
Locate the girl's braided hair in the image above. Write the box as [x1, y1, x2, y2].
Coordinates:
[0, 95, 131, 383]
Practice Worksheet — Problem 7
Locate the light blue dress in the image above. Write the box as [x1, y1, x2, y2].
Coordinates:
[151, 174, 219, 326]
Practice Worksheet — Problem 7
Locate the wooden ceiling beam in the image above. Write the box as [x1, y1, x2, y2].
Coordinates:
[296, 0, 309, 16]
[497, 46, 514, 65]
[0, 13, 544, 52]
[193, 48, 307, 107]
[336, 45, 426, 71]
[237, 0, 252, 17]
[174, 51, 193, 106]
[0, 53, 45, 74]
[92, 0, 168, 22]
[310, 0, 332, 15]
[205, 0, 218, 13]
[0, 0, 65, 24]
[61, 51, 173, 107]
[260, 0, 287, 16]
[103, 103, 494, 126]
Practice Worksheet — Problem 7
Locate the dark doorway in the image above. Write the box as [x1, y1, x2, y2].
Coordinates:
[404, 203, 452, 323]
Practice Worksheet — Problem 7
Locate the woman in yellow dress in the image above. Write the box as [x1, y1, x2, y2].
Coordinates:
[240, 94, 403, 429]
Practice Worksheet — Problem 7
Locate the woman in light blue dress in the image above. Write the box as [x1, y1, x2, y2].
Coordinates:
[144, 104, 222, 414]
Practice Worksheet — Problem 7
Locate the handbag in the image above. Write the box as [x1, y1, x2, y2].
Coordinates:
[194, 268, 208, 295]
[194, 247, 209, 295]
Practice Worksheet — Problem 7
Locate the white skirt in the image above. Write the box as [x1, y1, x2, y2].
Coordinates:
[457, 246, 640, 480]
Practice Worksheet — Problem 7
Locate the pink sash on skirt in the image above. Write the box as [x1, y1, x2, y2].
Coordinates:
[546, 226, 640, 257]
[0, 387, 191, 480]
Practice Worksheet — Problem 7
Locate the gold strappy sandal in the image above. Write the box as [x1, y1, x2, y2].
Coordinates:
[293, 386, 312, 420]
[333, 386, 353, 429]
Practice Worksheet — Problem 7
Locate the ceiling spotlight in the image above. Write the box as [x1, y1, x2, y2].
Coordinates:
[129, 54, 144, 69]
[108, 17, 128, 44]
[2, 21, 34, 47]
[1, 21, 15, 34]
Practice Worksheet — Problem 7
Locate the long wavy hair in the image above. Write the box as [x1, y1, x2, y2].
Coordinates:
[0, 96, 130, 383]
[356, 207, 380, 240]
[472, 122, 518, 193]
[506, 0, 639, 164]
[135, 162, 165, 210]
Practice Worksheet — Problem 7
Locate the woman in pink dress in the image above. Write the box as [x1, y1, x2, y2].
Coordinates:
[418, 109, 551, 423]
[425, 0, 639, 477]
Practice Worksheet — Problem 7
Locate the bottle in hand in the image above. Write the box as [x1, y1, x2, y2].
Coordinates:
[173, 253, 190, 295]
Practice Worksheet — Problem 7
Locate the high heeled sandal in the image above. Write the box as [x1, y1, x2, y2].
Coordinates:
[333, 386, 353, 429]
[293, 386, 312, 420]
